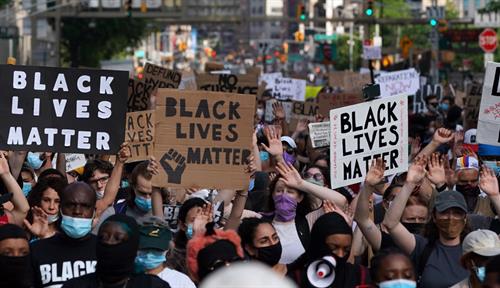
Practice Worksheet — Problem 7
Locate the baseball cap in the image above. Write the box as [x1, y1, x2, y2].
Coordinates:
[434, 190, 467, 213]
[463, 129, 478, 152]
[462, 229, 500, 257]
[455, 156, 479, 171]
[280, 136, 297, 149]
[138, 225, 172, 251]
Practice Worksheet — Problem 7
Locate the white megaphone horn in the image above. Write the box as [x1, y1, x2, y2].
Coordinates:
[306, 256, 336, 288]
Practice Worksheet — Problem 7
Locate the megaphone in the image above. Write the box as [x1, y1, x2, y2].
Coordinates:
[306, 256, 336, 288]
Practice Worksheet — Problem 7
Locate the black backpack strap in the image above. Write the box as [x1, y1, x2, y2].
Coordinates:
[295, 215, 310, 249]
[113, 199, 128, 215]
[417, 240, 435, 285]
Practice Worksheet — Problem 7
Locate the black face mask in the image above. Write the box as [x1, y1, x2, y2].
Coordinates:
[0, 255, 33, 287]
[255, 242, 282, 267]
[402, 222, 426, 235]
[456, 184, 480, 197]
[96, 241, 137, 283]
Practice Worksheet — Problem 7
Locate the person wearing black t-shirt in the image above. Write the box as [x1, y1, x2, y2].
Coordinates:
[62, 214, 170, 288]
[30, 182, 98, 288]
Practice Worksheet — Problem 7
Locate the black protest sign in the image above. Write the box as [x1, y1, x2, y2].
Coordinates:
[125, 110, 155, 162]
[127, 78, 154, 112]
[196, 73, 258, 95]
[464, 82, 483, 130]
[143, 63, 182, 92]
[153, 89, 256, 189]
[0, 65, 127, 154]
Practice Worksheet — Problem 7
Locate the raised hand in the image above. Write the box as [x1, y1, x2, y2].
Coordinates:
[244, 154, 257, 175]
[315, 113, 325, 123]
[479, 165, 499, 197]
[262, 125, 283, 157]
[433, 128, 454, 145]
[193, 203, 213, 236]
[147, 156, 160, 176]
[365, 158, 385, 187]
[407, 156, 427, 184]
[410, 137, 421, 160]
[295, 118, 309, 134]
[160, 149, 186, 184]
[453, 131, 464, 156]
[0, 152, 9, 176]
[323, 200, 353, 227]
[272, 102, 285, 120]
[23, 207, 51, 239]
[427, 153, 446, 187]
[117, 142, 131, 163]
[443, 154, 457, 188]
[276, 162, 304, 190]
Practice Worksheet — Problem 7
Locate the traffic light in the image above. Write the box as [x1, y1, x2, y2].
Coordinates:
[294, 31, 305, 42]
[365, 0, 374, 16]
[429, 18, 437, 26]
[140, 0, 147, 13]
[297, 4, 307, 21]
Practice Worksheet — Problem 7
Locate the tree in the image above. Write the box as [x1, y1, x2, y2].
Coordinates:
[61, 18, 147, 67]
[333, 35, 362, 71]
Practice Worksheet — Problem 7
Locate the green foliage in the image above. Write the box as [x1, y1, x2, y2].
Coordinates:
[333, 35, 362, 71]
[380, 0, 411, 18]
[445, 0, 459, 19]
[61, 18, 147, 67]
[0, 0, 10, 8]
[478, 0, 500, 12]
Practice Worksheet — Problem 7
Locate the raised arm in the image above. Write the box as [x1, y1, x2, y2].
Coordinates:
[354, 159, 385, 251]
[479, 165, 500, 215]
[276, 162, 347, 208]
[7, 151, 26, 180]
[262, 125, 285, 166]
[416, 128, 454, 159]
[55, 153, 67, 179]
[0, 152, 29, 226]
[95, 142, 130, 216]
[382, 157, 427, 255]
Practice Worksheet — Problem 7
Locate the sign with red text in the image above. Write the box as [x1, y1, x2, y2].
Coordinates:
[477, 62, 500, 146]
[330, 94, 408, 188]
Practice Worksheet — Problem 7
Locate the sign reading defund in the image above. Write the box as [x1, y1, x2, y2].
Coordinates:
[477, 62, 500, 146]
[153, 89, 256, 189]
[330, 94, 408, 188]
[0, 65, 128, 154]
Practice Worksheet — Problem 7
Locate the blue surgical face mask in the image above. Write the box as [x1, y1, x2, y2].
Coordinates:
[134, 250, 166, 272]
[60, 213, 93, 239]
[305, 177, 324, 187]
[186, 223, 194, 239]
[26, 152, 43, 170]
[259, 151, 270, 162]
[379, 279, 417, 288]
[134, 195, 152, 212]
[475, 266, 486, 283]
[248, 178, 255, 191]
[121, 180, 130, 188]
[483, 160, 500, 176]
[439, 103, 449, 111]
[22, 182, 32, 197]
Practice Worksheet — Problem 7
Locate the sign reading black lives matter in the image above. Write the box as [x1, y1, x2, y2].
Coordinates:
[0, 65, 128, 154]
[153, 89, 256, 189]
[477, 62, 500, 146]
[330, 94, 408, 188]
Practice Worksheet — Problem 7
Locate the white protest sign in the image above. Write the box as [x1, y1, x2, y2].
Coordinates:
[330, 94, 408, 188]
[362, 45, 382, 60]
[375, 68, 420, 98]
[272, 77, 306, 101]
[477, 62, 500, 146]
[259, 72, 282, 89]
[65, 154, 87, 172]
[309, 122, 330, 148]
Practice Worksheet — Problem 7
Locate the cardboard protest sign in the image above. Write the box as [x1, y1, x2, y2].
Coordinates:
[309, 122, 330, 148]
[330, 94, 408, 188]
[163, 204, 181, 232]
[127, 78, 154, 112]
[153, 90, 256, 189]
[362, 46, 382, 60]
[272, 77, 306, 101]
[205, 62, 225, 72]
[125, 110, 155, 162]
[375, 68, 420, 98]
[143, 63, 182, 91]
[463, 82, 483, 130]
[65, 153, 87, 172]
[291, 100, 319, 120]
[329, 72, 371, 93]
[0, 65, 128, 154]
[196, 73, 258, 95]
[317, 92, 364, 117]
[477, 62, 500, 146]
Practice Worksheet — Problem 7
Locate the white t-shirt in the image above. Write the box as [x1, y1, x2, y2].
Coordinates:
[273, 220, 306, 264]
[157, 267, 196, 288]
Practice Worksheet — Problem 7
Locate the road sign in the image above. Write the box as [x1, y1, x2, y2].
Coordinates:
[479, 28, 498, 53]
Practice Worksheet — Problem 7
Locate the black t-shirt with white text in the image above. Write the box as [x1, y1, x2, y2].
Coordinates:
[30, 233, 97, 288]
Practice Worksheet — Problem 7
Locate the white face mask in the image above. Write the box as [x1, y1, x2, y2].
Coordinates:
[47, 213, 59, 224]
[96, 190, 104, 200]
[256, 108, 264, 119]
